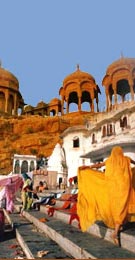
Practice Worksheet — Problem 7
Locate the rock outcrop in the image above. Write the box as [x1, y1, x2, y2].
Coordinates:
[0, 111, 91, 174]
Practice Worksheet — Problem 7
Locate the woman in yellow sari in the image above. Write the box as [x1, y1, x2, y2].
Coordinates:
[20, 173, 34, 215]
[77, 146, 135, 245]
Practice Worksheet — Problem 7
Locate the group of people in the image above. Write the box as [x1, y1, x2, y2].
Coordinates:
[21, 146, 135, 247]
[20, 147, 135, 247]
[1, 145, 135, 247]
[0, 171, 49, 216]
[36, 181, 48, 192]
[77, 146, 135, 246]
[20, 174, 49, 214]
[20, 173, 35, 215]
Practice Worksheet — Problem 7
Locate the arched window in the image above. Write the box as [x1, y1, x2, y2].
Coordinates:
[30, 160, 35, 171]
[107, 125, 110, 136]
[123, 116, 127, 128]
[0, 92, 5, 112]
[50, 109, 56, 116]
[21, 160, 28, 174]
[14, 160, 20, 174]
[109, 124, 113, 135]
[73, 137, 79, 148]
[120, 118, 124, 128]
[102, 126, 106, 137]
[92, 133, 96, 144]
[8, 95, 14, 115]
[120, 116, 128, 129]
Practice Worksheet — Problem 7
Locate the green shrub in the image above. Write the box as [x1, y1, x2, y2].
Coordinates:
[30, 148, 38, 155]
[25, 127, 34, 134]
[10, 134, 20, 142]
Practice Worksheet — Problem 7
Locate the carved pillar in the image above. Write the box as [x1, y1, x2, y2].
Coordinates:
[105, 86, 110, 111]
[78, 95, 81, 111]
[90, 91, 94, 112]
[121, 94, 125, 102]
[55, 107, 58, 116]
[13, 93, 17, 115]
[128, 78, 134, 101]
[66, 97, 69, 114]
[96, 95, 99, 112]
[61, 98, 64, 115]
[112, 81, 117, 106]
[5, 90, 9, 113]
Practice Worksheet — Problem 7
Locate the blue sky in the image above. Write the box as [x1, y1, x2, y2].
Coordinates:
[0, 0, 135, 111]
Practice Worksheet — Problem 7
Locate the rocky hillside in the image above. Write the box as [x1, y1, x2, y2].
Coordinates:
[0, 112, 92, 174]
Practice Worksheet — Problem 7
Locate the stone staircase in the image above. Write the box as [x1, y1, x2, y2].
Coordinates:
[2, 199, 135, 259]
[39, 200, 135, 254]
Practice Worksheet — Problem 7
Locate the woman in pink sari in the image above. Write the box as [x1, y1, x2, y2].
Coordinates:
[0, 174, 23, 213]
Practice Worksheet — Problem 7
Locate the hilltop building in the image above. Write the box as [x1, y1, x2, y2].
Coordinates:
[1, 56, 135, 187]
[0, 63, 24, 116]
[48, 57, 135, 186]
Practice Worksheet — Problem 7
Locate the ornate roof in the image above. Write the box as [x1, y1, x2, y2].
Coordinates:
[49, 98, 61, 105]
[36, 100, 47, 108]
[0, 66, 19, 86]
[23, 105, 34, 112]
[106, 57, 135, 75]
[63, 65, 95, 85]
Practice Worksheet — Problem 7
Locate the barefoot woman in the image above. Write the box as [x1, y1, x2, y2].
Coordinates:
[77, 146, 135, 245]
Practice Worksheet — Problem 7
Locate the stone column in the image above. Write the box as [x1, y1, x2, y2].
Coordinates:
[90, 91, 94, 112]
[112, 81, 117, 106]
[61, 98, 64, 115]
[128, 79, 134, 101]
[5, 90, 9, 113]
[96, 95, 99, 112]
[13, 93, 17, 115]
[78, 95, 81, 111]
[66, 97, 69, 114]
[105, 86, 110, 111]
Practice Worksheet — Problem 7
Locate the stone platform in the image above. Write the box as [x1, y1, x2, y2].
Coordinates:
[4, 202, 135, 259]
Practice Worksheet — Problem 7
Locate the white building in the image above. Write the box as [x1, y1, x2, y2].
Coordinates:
[47, 57, 135, 186]
[47, 143, 67, 186]
[60, 102, 135, 183]
[13, 154, 37, 175]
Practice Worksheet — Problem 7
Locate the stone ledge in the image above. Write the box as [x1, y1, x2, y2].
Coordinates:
[40, 204, 135, 253]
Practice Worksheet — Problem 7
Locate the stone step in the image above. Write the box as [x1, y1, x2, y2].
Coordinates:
[3, 208, 72, 259]
[0, 211, 27, 259]
[14, 204, 135, 259]
[40, 204, 135, 254]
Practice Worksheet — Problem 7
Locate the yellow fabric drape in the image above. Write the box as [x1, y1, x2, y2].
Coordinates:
[77, 146, 135, 232]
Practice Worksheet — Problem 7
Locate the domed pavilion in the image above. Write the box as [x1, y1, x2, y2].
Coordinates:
[0, 63, 24, 116]
[59, 65, 101, 114]
[102, 56, 135, 111]
[49, 98, 61, 116]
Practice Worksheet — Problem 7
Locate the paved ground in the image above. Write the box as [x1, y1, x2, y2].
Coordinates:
[0, 221, 26, 258]
[9, 207, 135, 259]
[29, 209, 135, 259]
[3, 210, 72, 259]
[1, 197, 135, 259]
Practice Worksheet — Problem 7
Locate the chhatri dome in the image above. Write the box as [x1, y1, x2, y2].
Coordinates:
[59, 64, 101, 114]
[63, 64, 95, 84]
[0, 61, 24, 115]
[49, 97, 61, 116]
[102, 55, 135, 112]
[0, 62, 19, 90]
[49, 97, 61, 106]
[106, 56, 135, 74]
[37, 100, 47, 108]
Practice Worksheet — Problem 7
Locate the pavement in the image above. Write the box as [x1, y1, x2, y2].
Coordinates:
[5, 202, 135, 259]
[1, 190, 135, 259]
[0, 213, 26, 259]
[3, 208, 72, 259]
